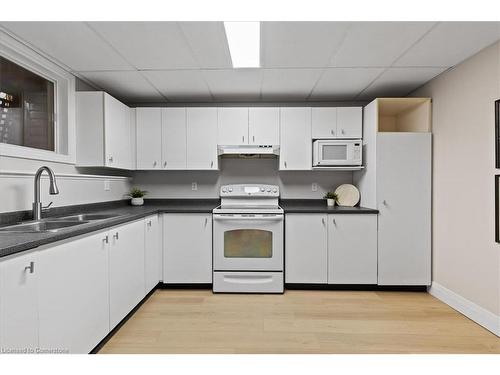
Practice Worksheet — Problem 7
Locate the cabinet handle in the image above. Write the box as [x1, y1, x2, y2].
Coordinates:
[147, 220, 152, 227]
[153, 161, 157, 167]
[103, 235, 109, 244]
[382, 200, 387, 206]
[113, 232, 119, 240]
[284, 161, 287, 168]
[252, 135, 255, 142]
[322, 218, 325, 226]
[341, 129, 345, 135]
[163, 161, 167, 168]
[204, 217, 208, 227]
[330, 129, 334, 135]
[242, 136, 245, 143]
[210, 161, 214, 168]
[25, 261, 34, 274]
[332, 218, 337, 226]
[108, 156, 114, 163]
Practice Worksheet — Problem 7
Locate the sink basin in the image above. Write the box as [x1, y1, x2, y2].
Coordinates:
[51, 213, 121, 221]
[0, 220, 89, 233]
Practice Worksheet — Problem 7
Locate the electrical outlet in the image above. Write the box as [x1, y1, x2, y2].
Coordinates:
[311, 183, 318, 192]
[104, 179, 110, 191]
[191, 182, 197, 191]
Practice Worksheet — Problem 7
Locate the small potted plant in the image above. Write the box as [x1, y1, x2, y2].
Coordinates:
[128, 187, 148, 206]
[324, 191, 338, 207]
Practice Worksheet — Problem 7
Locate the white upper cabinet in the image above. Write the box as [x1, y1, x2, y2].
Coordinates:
[186, 108, 218, 170]
[312, 107, 362, 139]
[337, 107, 363, 138]
[162, 108, 187, 169]
[76, 91, 133, 170]
[249, 107, 280, 145]
[280, 107, 312, 170]
[217, 107, 248, 145]
[0, 251, 39, 351]
[136, 108, 162, 169]
[312, 107, 337, 138]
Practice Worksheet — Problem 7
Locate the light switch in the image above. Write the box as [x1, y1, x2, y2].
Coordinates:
[104, 180, 110, 191]
[191, 182, 197, 191]
[312, 183, 318, 192]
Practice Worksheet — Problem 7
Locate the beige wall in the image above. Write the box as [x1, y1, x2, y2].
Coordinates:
[412, 42, 500, 316]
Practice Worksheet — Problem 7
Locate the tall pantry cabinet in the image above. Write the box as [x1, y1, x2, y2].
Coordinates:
[354, 98, 432, 286]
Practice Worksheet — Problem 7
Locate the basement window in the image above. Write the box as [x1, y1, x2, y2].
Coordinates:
[0, 55, 56, 151]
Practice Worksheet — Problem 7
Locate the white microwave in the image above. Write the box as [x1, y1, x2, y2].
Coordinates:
[313, 139, 362, 166]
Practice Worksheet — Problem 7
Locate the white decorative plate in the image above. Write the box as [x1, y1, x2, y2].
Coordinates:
[334, 184, 360, 207]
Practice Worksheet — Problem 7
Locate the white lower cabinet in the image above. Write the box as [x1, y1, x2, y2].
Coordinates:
[0, 251, 38, 352]
[144, 214, 161, 292]
[109, 219, 146, 329]
[285, 214, 328, 283]
[163, 213, 212, 283]
[37, 231, 109, 354]
[285, 213, 377, 285]
[327, 215, 377, 284]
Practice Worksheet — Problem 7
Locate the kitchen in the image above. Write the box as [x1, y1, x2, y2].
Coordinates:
[0, 3, 499, 371]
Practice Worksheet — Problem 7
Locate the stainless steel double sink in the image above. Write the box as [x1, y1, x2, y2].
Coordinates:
[0, 213, 121, 233]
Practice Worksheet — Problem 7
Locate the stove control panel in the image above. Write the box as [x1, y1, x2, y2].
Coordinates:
[220, 184, 279, 197]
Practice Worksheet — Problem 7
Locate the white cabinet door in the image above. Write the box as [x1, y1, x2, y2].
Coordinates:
[328, 215, 377, 284]
[285, 214, 327, 284]
[377, 133, 431, 285]
[337, 107, 362, 138]
[136, 108, 162, 170]
[163, 214, 212, 283]
[217, 107, 248, 145]
[280, 107, 312, 170]
[104, 93, 131, 169]
[249, 107, 280, 145]
[186, 108, 218, 170]
[144, 215, 161, 292]
[38, 231, 109, 354]
[0, 251, 38, 351]
[162, 108, 187, 169]
[109, 220, 146, 329]
[312, 107, 337, 138]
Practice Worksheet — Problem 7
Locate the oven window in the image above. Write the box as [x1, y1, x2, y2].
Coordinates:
[322, 144, 347, 160]
[224, 229, 272, 258]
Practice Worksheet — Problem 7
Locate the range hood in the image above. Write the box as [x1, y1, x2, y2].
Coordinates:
[217, 145, 280, 158]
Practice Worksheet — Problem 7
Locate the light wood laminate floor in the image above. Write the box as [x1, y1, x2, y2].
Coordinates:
[98, 289, 500, 354]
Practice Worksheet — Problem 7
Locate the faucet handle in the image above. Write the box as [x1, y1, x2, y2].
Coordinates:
[42, 202, 53, 210]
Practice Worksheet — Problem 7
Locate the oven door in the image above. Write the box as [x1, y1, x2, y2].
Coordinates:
[213, 213, 284, 271]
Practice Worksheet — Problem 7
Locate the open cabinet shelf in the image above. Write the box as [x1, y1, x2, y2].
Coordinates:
[377, 98, 432, 133]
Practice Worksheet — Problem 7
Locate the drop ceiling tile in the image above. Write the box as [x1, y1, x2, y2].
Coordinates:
[358, 67, 447, 100]
[261, 22, 350, 68]
[1, 22, 131, 71]
[88, 22, 198, 70]
[395, 22, 500, 67]
[142, 70, 212, 102]
[261, 69, 323, 100]
[330, 22, 435, 67]
[202, 69, 262, 101]
[79, 71, 164, 104]
[178, 22, 232, 69]
[310, 68, 384, 100]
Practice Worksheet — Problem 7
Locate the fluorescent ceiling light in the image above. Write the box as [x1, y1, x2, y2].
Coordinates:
[224, 22, 260, 68]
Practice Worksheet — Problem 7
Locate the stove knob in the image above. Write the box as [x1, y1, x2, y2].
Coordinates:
[266, 188, 271, 192]
[222, 188, 227, 193]
[260, 187, 265, 192]
[272, 188, 277, 193]
[228, 187, 233, 192]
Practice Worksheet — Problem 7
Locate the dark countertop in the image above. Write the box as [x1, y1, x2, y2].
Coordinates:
[0, 198, 378, 259]
[0, 199, 220, 258]
[280, 199, 379, 214]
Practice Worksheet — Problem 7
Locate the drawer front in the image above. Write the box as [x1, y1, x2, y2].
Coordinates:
[213, 271, 283, 293]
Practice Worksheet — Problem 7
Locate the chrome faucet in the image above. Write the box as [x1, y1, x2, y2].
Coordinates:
[33, 166, 59, 220]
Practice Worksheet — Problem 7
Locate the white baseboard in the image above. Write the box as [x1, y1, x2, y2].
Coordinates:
[428, 282, 500, 337]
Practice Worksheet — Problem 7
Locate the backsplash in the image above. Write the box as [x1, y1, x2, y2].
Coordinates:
[131, 158, 353, 199]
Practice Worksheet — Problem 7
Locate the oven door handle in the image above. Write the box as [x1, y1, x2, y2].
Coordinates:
[213, 215, 283, 222]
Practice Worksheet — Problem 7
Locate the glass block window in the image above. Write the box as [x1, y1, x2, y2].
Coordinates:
[0, 55, 55, 151]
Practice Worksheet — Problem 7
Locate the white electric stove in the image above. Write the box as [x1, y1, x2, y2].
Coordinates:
[212, 184, 284, 293]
